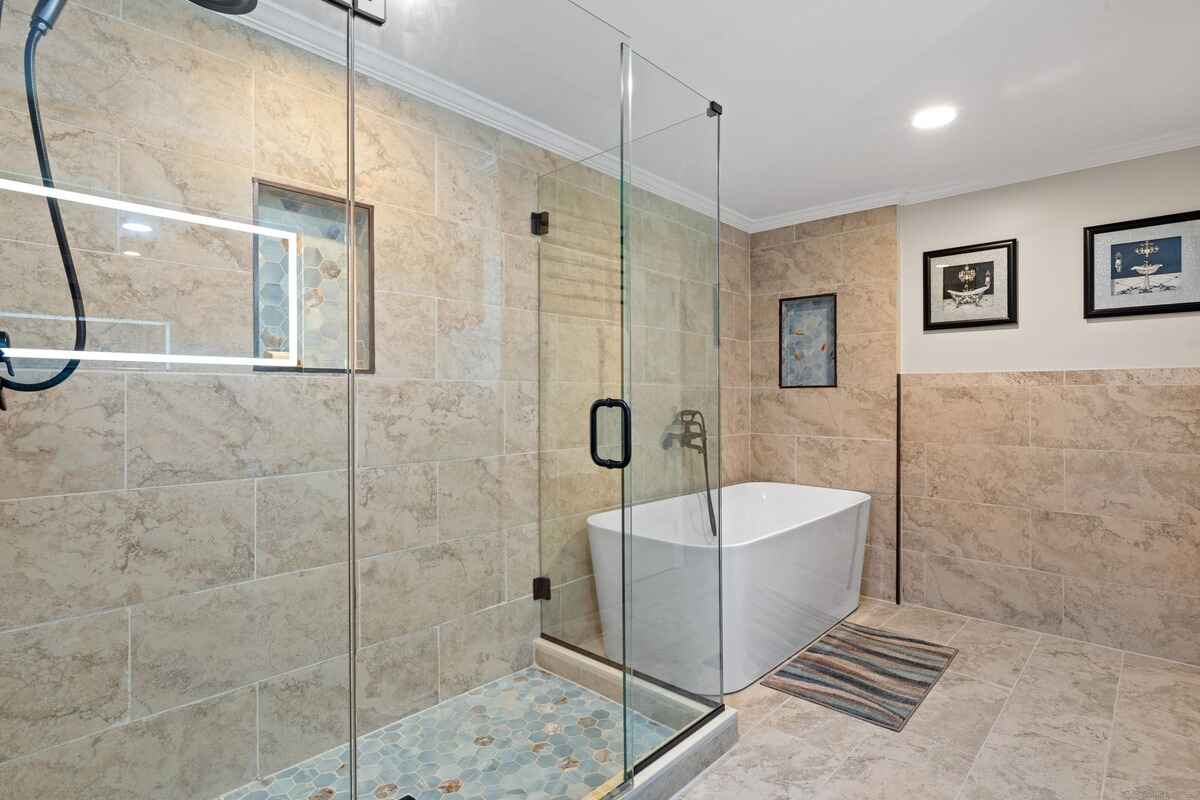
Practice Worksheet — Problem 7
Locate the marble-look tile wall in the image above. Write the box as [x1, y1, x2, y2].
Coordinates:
[0, 0, 542, 795]
[900, 368, 1200, 666]
[747, 207, 900, 599]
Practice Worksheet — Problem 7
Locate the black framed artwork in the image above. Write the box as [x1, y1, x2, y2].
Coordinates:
[922, 239, 1018, 331]
[1084, 210, 1200, 318]
[779, 293, 836, 388]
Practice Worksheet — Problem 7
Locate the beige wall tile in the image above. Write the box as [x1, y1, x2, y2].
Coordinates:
[374, 292, 435, 378]
[256, 471, 348, 576]
[357, 378, 502, 465]
[1065, 367, 1200, 385]
[749, 225, 795, 251]
[358, 536, 502, 644]
[355, 463, 438, 558]
[375, 206, 498, 300]
[1063, 578, 1200, 665]
[721, 338, 751, 388]
[900, 442, 927, 497]
[0, 108, 117, 251]
[1065, 449, 1200, 525]
[435, 139, 497, 229]
[924, 555, 1063, 633]
[720, 243, 750, 295]
[0, 610, 128, 761]
[355, 108, 435, 212]
[794, 437, 896, 494]
[498, 159, 537, 238]
[838, 281, 897, 336]
[841, 225, 897, 284]
[750, 387, 839, 436]
[750, 237, 840, 295]
[437, 454, 536, 539]
[257, 657, 348, 775]
[357, 629, 439, 733]
[539, 242, 620, 321]
[902, 386, 1029, 446]
[720, 223, 750, 251]
[902, 496, 1031, 566]
[1032, 385, 1200, 454]
[504, 381, 538, 454]
[540, 514, 594, 587]
[254, 76, 344, 192]
[835, 386, 897, 440]
[0, 686, 256, 799]
[868, 493, 897, 547]
[926, 444, 1064, 510]
[505, 524, 539, 601]
[503, 234, 538, 310]
[721, 387, 750, 435]
[0, 481, 253, 628]
[721, 434, 751, 485]
[1032, 510, 1200, 594]
[438, 599, 538, 698]
[354, 73, 497, 153]
[130, 563, 348, 715]
[719, 289, 749, 341]
[436, 299, 503, 380]
[839, 331, 897, 389]
[0, 372, 124, 501]
[127, 373, 347, 486]
[0, 5, 254, 165]
[750, 434, 797, 482]
[750, 293, 779, 340]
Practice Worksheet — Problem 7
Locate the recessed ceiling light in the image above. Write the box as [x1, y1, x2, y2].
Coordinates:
[122, 221, 153, 233]
[122, 250, 142, 257]
[912, 105, 958, 130]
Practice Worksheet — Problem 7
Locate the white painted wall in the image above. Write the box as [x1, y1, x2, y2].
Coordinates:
[899, 147, 1200, 373]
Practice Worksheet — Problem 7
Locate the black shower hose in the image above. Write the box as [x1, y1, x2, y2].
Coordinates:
[0, 3, 88, 406]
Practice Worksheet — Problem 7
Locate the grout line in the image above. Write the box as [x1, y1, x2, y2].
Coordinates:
[951, 632, 1042, 800]
[1098, 651, 1126, 800]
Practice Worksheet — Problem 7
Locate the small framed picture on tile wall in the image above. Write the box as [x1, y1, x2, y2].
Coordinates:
[779, 293, 836, 388]
[1084, 210, 1200, 318]
[923, 239, 1018, 331]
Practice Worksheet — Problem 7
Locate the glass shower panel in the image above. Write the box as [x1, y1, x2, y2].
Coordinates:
[622, 47, 724, 765]
[0, 1, 354, 798]
[349, 2, 632, 798]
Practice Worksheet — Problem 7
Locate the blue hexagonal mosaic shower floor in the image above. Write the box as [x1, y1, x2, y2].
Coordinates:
[221, 668, 674, 800]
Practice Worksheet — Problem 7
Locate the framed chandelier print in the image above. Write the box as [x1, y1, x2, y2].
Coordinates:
[922, 239, 1018, 331]
[1084, 210, 1200, 318]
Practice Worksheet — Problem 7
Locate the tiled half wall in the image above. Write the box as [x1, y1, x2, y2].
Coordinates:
[900, 368, 1200, 666]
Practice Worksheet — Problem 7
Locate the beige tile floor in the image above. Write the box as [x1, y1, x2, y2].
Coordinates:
[675, 599, 1200, 800]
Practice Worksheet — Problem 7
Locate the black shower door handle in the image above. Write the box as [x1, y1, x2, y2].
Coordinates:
[589, 398, 631, 469]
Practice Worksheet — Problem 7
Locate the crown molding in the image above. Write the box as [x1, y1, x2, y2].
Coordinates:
[739, 128, 1200, 233]
[239, 2, 754, 231]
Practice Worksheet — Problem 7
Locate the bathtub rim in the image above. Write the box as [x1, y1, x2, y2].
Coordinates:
[586, 481, 872, 550]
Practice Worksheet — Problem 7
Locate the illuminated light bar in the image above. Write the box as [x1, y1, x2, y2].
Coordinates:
[0, 177, 298, 368]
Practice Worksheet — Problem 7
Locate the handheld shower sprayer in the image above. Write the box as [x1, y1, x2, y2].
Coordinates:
[0, 0, 256, 410]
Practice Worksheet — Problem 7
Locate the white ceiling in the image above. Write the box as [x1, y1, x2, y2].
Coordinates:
[267, 0, 1200, 231]
[575, 0, 1200, 229]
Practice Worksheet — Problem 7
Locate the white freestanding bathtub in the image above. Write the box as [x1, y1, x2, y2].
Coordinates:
[588, 482, 871, 695]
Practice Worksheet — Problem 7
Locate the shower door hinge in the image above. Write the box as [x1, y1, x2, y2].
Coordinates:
[531, 211, 550, 236]
[533, 576, 551, 601]
[707, 100, 723, 117]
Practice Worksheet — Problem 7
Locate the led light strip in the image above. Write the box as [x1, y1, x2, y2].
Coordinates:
[0, 177, 299, 367]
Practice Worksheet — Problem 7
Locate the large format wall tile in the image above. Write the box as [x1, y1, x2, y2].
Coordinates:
[257, 657, 348, 775]
[438, 599, 539, 698]
[437, 454, 537, 539]
[0, 686, 256, 800]
[0, 372, 124, 500]
[793, 436, 896, 495]
[0, 481, 253, 628]
[1063, 578, 1200, 665]
[750, 387, 840, 436]
[902, 496, 1031, 566]
[924, 555, 1063, 633]
[0, 610, 128, 762]
[130, 564, 348, 715]
[357, 379, 502, 465]
[902, 386, 1029, 446]
[373, 292, 436, 378]
[373, 205, 502, 302]
[256, 471, 349, 576]
[1032, 385, 1200, 454]
[356, 108, 435, 213]
[0, 3, 254, 166]
[127, 373, 347, 486]
[357, 536, 503, 644]
[358, 630, 440, 733]
[1032, 510, 1200, 594]
[926, 444, 1064, 510]
[355, 463, 439, 558]
[1065, 449, 1200, 525]
[253, 75, 344, 192]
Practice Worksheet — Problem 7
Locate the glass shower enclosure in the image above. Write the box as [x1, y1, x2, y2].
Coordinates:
[0, 0, 723, 797]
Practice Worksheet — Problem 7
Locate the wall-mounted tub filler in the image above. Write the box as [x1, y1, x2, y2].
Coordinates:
[589, 482, 870, 694]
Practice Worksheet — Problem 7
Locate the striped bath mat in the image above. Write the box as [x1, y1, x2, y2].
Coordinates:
[761, 622, 957, 732]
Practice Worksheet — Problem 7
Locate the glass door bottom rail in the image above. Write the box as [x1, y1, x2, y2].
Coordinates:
[221, 668, 674, 800]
